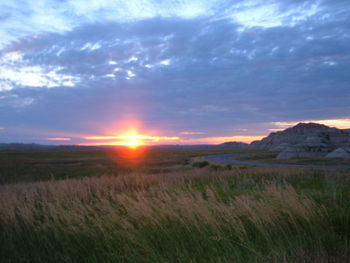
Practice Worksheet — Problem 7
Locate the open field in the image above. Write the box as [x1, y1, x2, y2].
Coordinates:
[0, 148, 251, 185]
[1, 148, 350, 262]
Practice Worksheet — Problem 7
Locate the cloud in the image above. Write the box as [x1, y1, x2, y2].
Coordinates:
[179, 131, 205, 135]
[0, 51, 80, 92]
[0, 0, 349, 143]
[271, 119, 350, 130]
[0, 0, 222, 49]
[228, 1, 321, 29]
[47, 137, 71, 141]
[0, 0, 338, 49]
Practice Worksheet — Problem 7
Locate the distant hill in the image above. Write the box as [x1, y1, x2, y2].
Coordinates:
[0, 143, 56, 150]
[0, 143, 106, 150]
[250, 122, 350, 159]
[0, 142, 248, 151]
[217, 141, 248, 149]
[152, 142, 248, 150]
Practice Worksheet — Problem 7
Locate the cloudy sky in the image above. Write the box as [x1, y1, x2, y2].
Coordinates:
[0, 0, 350, 145]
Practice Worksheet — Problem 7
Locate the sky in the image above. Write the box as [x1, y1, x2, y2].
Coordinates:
[0, 0, 350, 145]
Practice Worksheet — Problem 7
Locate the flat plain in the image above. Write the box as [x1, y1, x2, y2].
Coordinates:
[1, 148, 350, 262]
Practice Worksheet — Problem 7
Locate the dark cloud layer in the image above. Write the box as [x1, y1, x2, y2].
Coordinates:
[1, 0, 350, 143]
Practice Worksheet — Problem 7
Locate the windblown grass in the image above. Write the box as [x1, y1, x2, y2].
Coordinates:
[1, 167, 350, 262]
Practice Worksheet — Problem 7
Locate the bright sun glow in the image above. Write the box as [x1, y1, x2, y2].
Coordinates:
[123, 138, 141, 148]
[83, 132, 180, 146]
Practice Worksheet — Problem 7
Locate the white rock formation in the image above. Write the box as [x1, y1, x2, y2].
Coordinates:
[250, 123, 350, 159]
[326, 148, 350, 159]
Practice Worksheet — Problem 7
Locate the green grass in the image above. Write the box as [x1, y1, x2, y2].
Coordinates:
[1, 149, 350, 262]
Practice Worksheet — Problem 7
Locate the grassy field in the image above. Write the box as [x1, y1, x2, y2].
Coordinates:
[0, 148, 243, 184]
[1, 148, 350, 262]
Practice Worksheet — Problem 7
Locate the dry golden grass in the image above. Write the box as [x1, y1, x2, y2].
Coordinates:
[0, 169, 321, 232]
[1, 167, 349, 262]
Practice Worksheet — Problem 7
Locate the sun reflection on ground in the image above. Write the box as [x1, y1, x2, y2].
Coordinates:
[107, 145, 147, 167]
[98, 133, 146, 166]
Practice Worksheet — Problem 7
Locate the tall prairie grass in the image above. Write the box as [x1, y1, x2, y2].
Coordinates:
[1, 167, 350, 262]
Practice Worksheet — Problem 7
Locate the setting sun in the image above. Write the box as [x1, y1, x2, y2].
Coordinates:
[83, 131, 179, 146]
[123, 138, 141, 148]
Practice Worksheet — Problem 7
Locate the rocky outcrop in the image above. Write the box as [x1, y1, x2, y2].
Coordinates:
[276, 143, 331, 159]
[271, 143, 292, 151]
[251, 122, 350, 159]
[326, 148, 350, 159]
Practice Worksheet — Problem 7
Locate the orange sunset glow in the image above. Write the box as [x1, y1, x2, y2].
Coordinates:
[44, 118, 350, 147]
[82, 120, 181, 146]
[81, 133, 180, 146]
